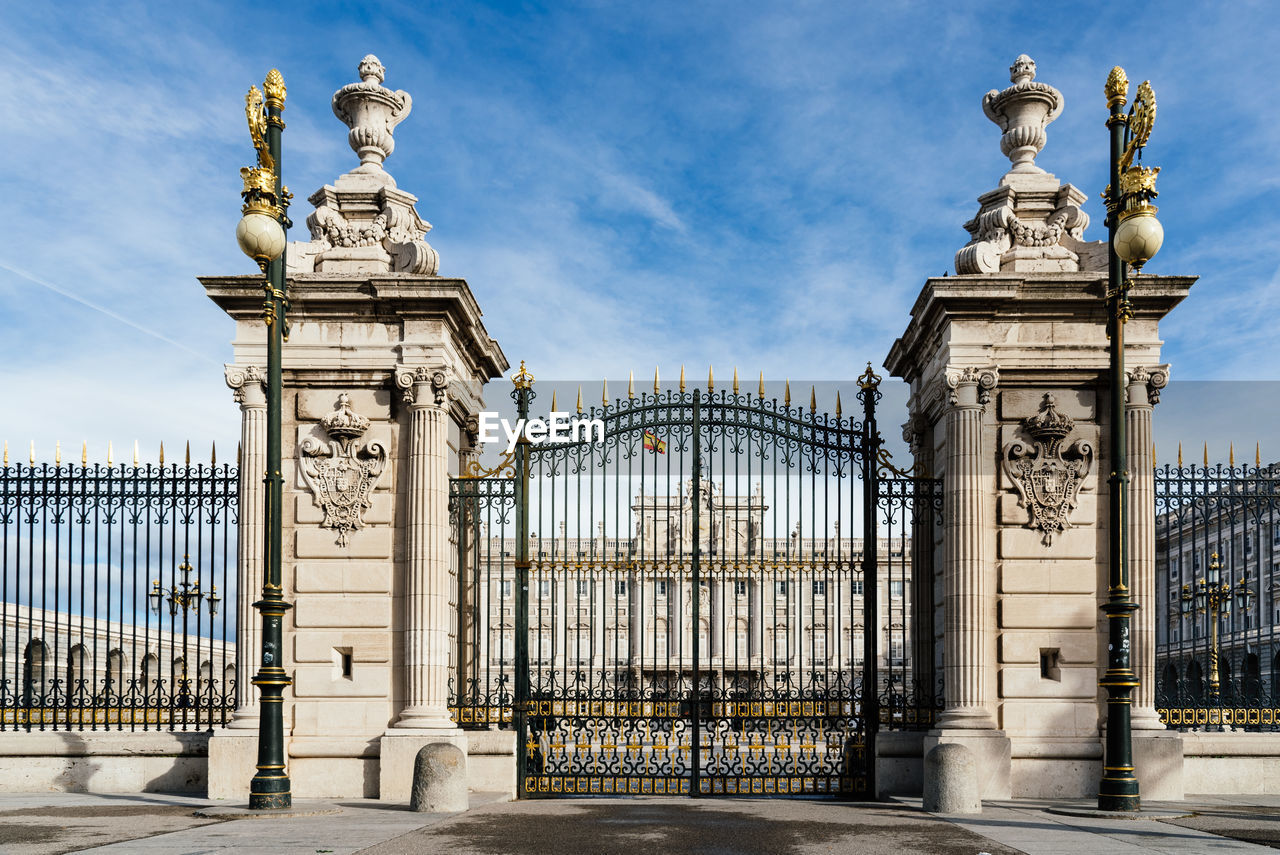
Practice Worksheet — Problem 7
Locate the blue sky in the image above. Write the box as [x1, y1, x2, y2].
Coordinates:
[1, 1, 1278, 465]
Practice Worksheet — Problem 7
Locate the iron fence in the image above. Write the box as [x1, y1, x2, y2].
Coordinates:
[1155, 460, 1280, 730]
[0, 453, 237, 731]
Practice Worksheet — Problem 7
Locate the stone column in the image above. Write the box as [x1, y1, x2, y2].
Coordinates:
[391, 365, 457, 731]
[904, 414, 938, 700]
[1127, 365, 1169, 730]
[936, 366, 999, 730]
[225, 365, 266, 728]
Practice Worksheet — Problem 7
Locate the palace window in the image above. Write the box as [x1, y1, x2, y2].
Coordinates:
[615, 580, 628, 596]
[496, 580, 513, 599]
[890, 581, 905, 599]
[537, 580, 552, 598]
[775, 581, 789, 596]
[575, 579, 591, 598]
[655, 580, 668, 597]
[734, 580, 748, 596]
[812, 580, 826, 597]
[852, 580, 864, 596]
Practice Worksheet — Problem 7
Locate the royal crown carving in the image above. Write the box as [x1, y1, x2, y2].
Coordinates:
[1001, 393, 1094, 546]
[298, 394, 388, 546]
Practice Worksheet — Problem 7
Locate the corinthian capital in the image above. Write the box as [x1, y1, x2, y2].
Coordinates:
[225, 364, 267, 405]
[946, 365, 999, 409]
[394, 364, 450, 407]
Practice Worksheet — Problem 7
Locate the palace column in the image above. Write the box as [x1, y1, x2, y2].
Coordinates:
[937, 366, 999, 730]
[225, 365, 267, 728]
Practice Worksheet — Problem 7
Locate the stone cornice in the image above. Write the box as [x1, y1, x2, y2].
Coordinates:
[201, 273, 508, 383]
[885, 272, 1196, 386]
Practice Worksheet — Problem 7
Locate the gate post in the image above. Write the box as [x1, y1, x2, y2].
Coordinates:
[885, 55, 1193, 800]
[513, 369, 533, 798]
[859, 368, 881, 799]
[204, 55, 508, 801]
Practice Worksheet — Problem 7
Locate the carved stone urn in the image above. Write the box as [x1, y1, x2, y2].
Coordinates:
[982, 55, 1064, 175]
[332, 55, 412, 177]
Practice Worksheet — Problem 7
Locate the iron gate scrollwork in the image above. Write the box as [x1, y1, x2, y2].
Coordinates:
[448, 365, 942, 798]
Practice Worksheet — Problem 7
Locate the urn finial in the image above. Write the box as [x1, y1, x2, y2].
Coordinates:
[982, 54, 1063, 175]
[331, 54, 413, 176]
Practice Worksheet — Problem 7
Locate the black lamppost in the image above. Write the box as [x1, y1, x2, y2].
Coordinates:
[234, 69, 293, 811]
[149, 554, 220, 706]
[1098, 66, 1165, 812]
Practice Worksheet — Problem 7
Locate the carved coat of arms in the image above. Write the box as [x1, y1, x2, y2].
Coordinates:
[1001, 393, 1094, 545]
[299, 394, 388, 546]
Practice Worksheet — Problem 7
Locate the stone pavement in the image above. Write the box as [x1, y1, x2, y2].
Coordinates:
[2, 792, 1280, 854]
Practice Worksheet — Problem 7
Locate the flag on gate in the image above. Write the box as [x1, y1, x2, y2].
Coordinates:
[643, 430, 667, 454]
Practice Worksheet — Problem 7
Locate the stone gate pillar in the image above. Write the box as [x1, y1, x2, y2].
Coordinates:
[886, 55, 1193, 800]
[204, 55, 507, 801]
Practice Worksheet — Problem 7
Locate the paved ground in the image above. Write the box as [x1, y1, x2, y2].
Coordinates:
[2, 792, 1280, 854]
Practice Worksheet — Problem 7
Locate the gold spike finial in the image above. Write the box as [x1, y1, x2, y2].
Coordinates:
[82, 441, 87, 465]
[237, 441, 242, 467]
[1230, 442, 1235, 467]
[654, 366, 660, 394]
[133, 440, 140, 467]
[810, 385, 817, 414]
[551, 389, 558, 411]
[160, 442, 165, 466]
[628, 371, 635, 399]
[708, 364, 714, 392]
[1258, 442, 1262, 468]
[576, 385, 583, 415]
[211, 442, 217, 466]
[732, 367, 739, 395]
[1152, 442, 1157, 469]
[602, 378, 608, 405]
[1203, 442, 1208, 467]
[263, 69, 286, 106]
[185, 440, 191, 466]
[55, 441, 61, 466]
[29, 441, 34, 465]
[1105, 66, 1129, 108]
[107, 441, 113, 467]
[1177, 442, 1182, 468]
[758, 371, 765, 399]
[785, 379, 791, 408]
[679, 365, 686, 394]
[836, 391, 842, 418]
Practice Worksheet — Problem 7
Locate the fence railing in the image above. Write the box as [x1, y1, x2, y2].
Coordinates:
[0, 457, 238, 731]
[1155, 461, 1280, 730]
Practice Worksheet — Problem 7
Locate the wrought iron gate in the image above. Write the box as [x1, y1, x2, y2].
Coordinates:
[451, 365, 920, 798]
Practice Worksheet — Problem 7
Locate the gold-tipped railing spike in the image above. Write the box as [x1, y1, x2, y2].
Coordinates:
[237, 441, 243, 467]
[107, 441, 113, 467]
[29, 441, 34, 465]
[628, 371, 635, 399]
[55, 441, 61, 466]
[758, 372, 765, 400]
[211, 442, 217, 466]
[185, 440, 191, 466]
[1177, 441, 1182, 468]
[160, 442, 165, 466]
[1230, 442, 1235, 467]
[810, 385, 817, 414]
[82, 441, 87, 465]
[1152, 443, 1157, 469]
[602, 378, 608, 405]
[654, 366, 660, 394]
[679, 365, 686, 394]
[1203, 442, 1208, 467]
[551, 389, 558, 411]
[732, 367, 739, 395]
[708, 364, 714, 392]
[836, 391, 842, 418]
[576, 385, 583, 415]
[1258, 442, 1262, 467]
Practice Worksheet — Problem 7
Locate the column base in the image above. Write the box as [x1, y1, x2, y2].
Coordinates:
[924, 729, 1011, 800]
[1131, 705, 1167, 731]
[225, 705, 261, 730]
[934, 705, 998, 731]
[379, 731, 468, 802]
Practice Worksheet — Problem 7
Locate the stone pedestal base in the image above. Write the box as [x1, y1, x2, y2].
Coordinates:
[207, 731, 260, 800]
[1132, 732, 1184, 801]
[924, 730, 1011, 800]
[467, 729, 517, 798]
[1010, 737, 1101, 798]
[379, 732, 468, 802]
